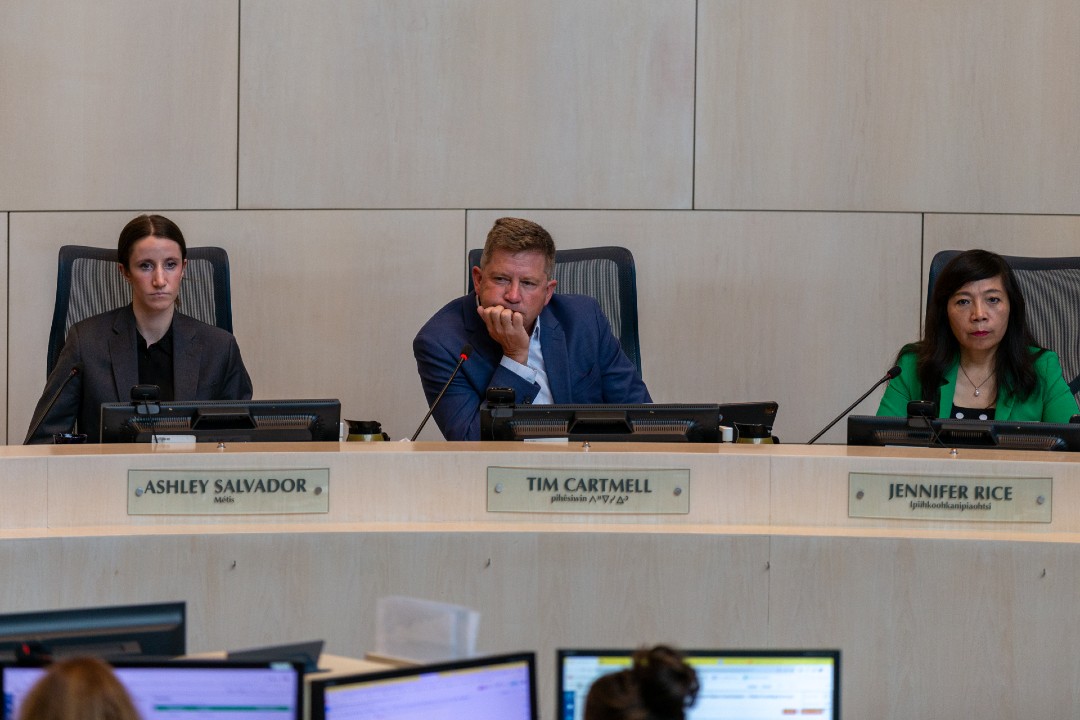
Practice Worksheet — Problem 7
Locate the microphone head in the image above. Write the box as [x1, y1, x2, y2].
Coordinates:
[131, 384, 161, 402]
[886, 365, 902, 380]
[460, 344, 473, 360]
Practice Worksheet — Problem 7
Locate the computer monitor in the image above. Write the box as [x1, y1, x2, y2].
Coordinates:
[480, 403, 731, 442]
[847, 414, 1080, 452]
[227, 639, 324, 673]
[557, 649, 840, 720]
[310, 652, 537, 720]
[99, 398, 341, 443]
[0, 602, 185, 663]
[1, 659, 303, 720]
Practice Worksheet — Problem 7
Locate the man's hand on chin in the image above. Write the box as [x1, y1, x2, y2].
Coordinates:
[477, 304, 530, 364]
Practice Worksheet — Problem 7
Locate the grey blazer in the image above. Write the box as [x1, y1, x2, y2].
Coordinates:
[25, 305, 252, 443]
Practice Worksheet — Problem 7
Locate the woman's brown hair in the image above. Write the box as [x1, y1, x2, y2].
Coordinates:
[16, 657, 141, 720]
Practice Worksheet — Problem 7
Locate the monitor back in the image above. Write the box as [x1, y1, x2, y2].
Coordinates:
[0, 602, 185, 663]
[848, 414, 1080, 452]
[717, 401, 779, 431]
[227, 639, 324, 673]
[100, 399, 341, 443]
[481, 403, 724, 442]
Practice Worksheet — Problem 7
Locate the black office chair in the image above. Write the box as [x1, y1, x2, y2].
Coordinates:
[467, 246, 643, 373]
[927, 250, 1080, 398]
[47, 245, 234, 375]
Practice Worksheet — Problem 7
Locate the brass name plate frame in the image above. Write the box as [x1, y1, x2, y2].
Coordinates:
[128, 468, 330, 515]
[487, 466, 689, 514]
[849, 472, 1051, 523]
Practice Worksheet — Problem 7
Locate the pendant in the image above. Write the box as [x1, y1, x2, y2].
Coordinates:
[974, 388, 981, 397]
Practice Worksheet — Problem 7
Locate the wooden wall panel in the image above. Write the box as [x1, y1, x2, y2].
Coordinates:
[770, 535, 1080, 718]
[0, 531, 770, 720]
[925, 214, 1080, 261]
[923, 214, 1080, 323]
[4, 523, 1077, 718]
[10, 210, 918, 445]
[7, 211, 462, 444]
[696, 0, 1080, 213]
[238, 0, 695, 209]
[467, 211, 923, 443]
[0, 215, 6, 443]
[0, 1, 238, 210]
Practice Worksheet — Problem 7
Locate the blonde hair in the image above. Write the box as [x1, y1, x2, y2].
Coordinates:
[17, 657, 141, 720]
[480, 217, 556, 277]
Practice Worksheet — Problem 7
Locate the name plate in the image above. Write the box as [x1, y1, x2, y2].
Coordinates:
[128, 468, 330, 515]
[849, 472, 1051, 523]
[487, 467, 689, 514]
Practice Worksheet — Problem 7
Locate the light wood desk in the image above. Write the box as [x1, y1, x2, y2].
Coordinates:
[2, 441, 1079, 718]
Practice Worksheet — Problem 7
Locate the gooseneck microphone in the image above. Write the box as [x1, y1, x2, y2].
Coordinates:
[23, 364, 83, 444]
[806, 365, 902, 445]
[410, 344, 472, 442]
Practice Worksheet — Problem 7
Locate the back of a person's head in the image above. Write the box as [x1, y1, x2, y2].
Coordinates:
[17, 657, 141, 720]
[584, 645, 699, 720]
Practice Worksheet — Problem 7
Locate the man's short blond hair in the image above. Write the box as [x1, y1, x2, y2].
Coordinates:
[480, 217, 555, 277]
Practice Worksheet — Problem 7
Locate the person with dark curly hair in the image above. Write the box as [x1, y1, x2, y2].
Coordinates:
[584, 645, 699, 720]
[878, 248, 1078, 422]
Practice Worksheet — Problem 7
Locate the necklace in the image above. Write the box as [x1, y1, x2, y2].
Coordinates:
[959, 365, 995, 397]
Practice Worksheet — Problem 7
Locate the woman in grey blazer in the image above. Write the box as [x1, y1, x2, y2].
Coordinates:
[24, 214, 252, 443]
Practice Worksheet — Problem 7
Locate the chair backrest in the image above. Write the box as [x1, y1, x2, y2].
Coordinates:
[47, 245, 234, 375]
[927, 250, 1080, 397]
[467, 245, 642, 373]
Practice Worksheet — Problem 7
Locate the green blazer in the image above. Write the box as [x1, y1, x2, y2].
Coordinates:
[877, 348, 1079, 423]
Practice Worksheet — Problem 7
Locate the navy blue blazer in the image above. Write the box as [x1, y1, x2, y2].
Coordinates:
[25, 305, 252, 443]
[413, 293, 650, 441]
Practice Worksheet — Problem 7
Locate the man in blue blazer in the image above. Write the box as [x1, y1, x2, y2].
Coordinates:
[413, 218, 650, 441]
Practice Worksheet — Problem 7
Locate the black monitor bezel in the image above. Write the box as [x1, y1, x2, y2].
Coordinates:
[99, 398, 342, 443]
[309, 651, 538, 720]
[556, 648, 840, 720]
[0, 601, 186, 663]
[848, 414, 1080, 452]
[481, 403, 732, 442]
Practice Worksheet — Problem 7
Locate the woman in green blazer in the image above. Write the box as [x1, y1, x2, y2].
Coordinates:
[877, 249, 1078, 423]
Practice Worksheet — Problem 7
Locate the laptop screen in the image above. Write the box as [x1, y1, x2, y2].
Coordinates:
[311, 652, 536, 720]
[558, 649, 840, 720]
[2, 660, 302, 720]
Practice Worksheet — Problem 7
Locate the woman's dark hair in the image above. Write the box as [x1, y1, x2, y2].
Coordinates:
[910, 249, 1041, 404]
[584, 645, 699, 720]
[117, 214, 186, 269]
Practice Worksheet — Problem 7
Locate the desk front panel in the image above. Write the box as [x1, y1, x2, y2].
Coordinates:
[3, 443, 1080, 719]
[4, 442, 1080, 535]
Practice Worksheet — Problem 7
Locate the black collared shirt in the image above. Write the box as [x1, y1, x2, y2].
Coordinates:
[137, 325, 175, 401]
